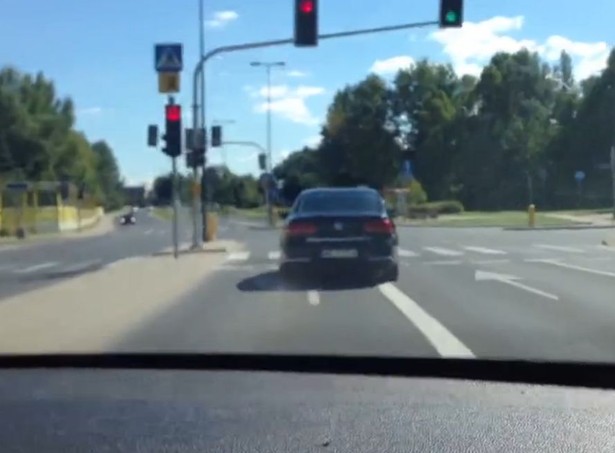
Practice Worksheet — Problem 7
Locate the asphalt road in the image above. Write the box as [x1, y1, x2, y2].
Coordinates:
[114, 218, 615, 362]
[0, 208, 196, 299]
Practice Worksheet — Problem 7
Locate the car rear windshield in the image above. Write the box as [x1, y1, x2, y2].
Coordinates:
[298, 190, 382, 213]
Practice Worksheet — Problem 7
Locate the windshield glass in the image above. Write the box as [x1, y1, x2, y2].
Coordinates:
[299, 191, 382, 213]
[1, 0, 615, 366]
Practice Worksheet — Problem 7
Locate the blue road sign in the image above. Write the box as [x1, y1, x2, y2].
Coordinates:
[154, 44, 183, 72]
[574, 170, 585, 182]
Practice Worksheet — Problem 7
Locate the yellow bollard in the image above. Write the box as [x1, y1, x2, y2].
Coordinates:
[528, 204, 536, 228]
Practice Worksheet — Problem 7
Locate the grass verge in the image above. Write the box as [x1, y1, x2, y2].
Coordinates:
[398, 211, 587, 228]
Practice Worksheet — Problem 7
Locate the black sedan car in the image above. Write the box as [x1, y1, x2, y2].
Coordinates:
[279, 187, 399, 284]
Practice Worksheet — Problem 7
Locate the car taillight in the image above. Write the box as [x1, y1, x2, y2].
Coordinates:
[286, 222, 317, 236]
[364, 218, 395, 234]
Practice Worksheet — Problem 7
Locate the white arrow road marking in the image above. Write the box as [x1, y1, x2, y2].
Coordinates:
[423, 247, 463, 256]
[398, 248, 419, 257]
[534, 244, 584, 253]
[463, 246, 507, 255]
[475, 270, 559, 300]
[378, 283, 475, 358]
[144, 228, 154, 235]
[526, 258, 615, 278]
[14, 262, 58, 274]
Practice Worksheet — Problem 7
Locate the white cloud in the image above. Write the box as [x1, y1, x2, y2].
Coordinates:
[429, 15, 609, 80]
[78, 107, 103, 115]
[278, 149, 291, 160]
[287, 70, 308, 78]
[250, 84, 325, 126]
[304, 135, 322, 147]
[205, 10, 238, 29]
[370, 56, 415, 75]
[236, 150, 259, 163]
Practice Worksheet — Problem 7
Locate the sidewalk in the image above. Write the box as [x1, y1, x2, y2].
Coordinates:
[0, 212, 118, 249]
[0, 239, 243, 353]
[544, 212, 615, 226]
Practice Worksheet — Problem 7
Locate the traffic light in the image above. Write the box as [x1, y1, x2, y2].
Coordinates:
[294, 0, 318, 47]
[147, 124, 158, 147]
[211, 125, 222, 147]
[186, 150, 205, 168]
[258, 153, 267, 170]
[439, 0, 463, 28]
[163, 104, 182, 158]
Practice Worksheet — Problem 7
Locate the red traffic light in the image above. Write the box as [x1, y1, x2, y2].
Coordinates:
[299, 0, 314, 14]
[166, 105, 181, 122]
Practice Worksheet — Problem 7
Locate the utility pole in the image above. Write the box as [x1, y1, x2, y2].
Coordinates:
[611, 146, 615, 220]
[250, 61, 285, 227]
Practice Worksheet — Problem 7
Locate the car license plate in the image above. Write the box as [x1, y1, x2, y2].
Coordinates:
[321, 249, 358, 259]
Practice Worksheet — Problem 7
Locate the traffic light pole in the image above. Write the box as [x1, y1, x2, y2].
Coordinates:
[191, 19, 439, 239]
[167, 95, 180, 259]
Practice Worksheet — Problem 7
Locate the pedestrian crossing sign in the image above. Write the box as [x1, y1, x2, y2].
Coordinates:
[154, 43, 183, 72]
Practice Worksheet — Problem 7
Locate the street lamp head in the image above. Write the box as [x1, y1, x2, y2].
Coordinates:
[250, 62, 261, 67]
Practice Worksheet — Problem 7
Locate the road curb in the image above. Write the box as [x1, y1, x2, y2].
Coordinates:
[504, 225, 614, 231]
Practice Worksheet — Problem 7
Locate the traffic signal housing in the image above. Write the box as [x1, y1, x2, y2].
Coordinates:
[294, 0, 318, 47]
[258, 153, 267, 171]
[163, 104, 182, 158]
[211, 125, 222, 147]
[439, 0, 463, 28]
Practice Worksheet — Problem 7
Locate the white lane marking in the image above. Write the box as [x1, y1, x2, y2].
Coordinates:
[14, 261, 58, 274]
[423, 247, 463, 256]
[470, 259, 510, 265]
[226, 251, 250, 262]
[379, 283, 474, 358]
[423, 260, 463, 266]
[59, 260, 102, 273]
[597, 245, 615, 252]
[463, 246, 507, 255]
[217, 264, 257, 271]
[307, 291, 320, 306]
[144, 228, 154, 235]
[475, 270, 559, 301]
[527, 258, 615, 278]
[534, 244, 584, 253]
[268, 251, 281, 260]
[398, 248, 419, 257]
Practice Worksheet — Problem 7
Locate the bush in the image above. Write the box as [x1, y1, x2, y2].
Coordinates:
[406, 180, 428, 205]
[407, 200, 464, 218]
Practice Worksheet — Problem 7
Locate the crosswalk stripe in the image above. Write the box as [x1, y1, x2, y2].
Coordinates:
[535, 244, 585, 253]
[423, 247, 463, 256]
[268, 251, 281, 260]
[226, 251, 250, 262]
[14, 262, 58, 274]
[463, 246, 507, 255]
[398, 248, 419, 257]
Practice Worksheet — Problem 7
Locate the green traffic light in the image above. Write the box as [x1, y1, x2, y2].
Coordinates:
[445, 10, 458, 23]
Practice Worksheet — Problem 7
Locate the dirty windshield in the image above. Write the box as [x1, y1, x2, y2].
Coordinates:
[1, 0, 615, 364]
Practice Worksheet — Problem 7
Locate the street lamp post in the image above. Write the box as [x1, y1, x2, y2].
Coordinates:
[250, 61, 285, 227]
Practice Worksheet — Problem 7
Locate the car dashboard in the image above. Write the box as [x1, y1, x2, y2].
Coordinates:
[1, 368, 613, 452]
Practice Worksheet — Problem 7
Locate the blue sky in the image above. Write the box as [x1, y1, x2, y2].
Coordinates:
[2, 0, 613, 186]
